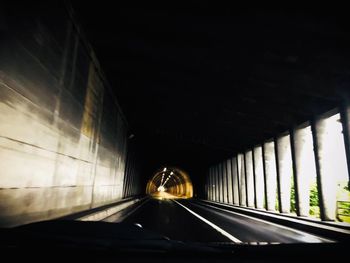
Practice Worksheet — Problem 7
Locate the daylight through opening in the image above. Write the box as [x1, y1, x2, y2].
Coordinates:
[146, 167, 193, 199]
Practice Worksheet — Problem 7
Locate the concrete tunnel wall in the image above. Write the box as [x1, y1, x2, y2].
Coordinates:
[0, 3, 140, 227]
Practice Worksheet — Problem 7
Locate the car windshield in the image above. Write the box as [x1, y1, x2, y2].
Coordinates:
[0, 1, 350, 261]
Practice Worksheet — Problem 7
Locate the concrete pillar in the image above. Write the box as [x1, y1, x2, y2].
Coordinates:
[217, 163, 222, 202]
[276, 134, 293, 213]
[312, 115, 342, 221]
[210, 170, 212, 201]
[208, 167, 213, 201]
[220, 163, 225, 203]
[216, 164, 220, 202]
[221, 162, 226, 203]
[210, 167, 214, 201]
[340, 104, 350, 185]
[222, 162, 228, 203]
[245, 150, 255, 207]
[290, 125, 317, 217]
[216, 164, 222, 202]
[208, 171, 211, 200]
[253, 146, 265, 209]
[209, 167, 214, 201]
[213, 166, 218, 202]
[215, 165, 219, 202]
[232, 157, 240, 205]
[263, 141, 278, 211]
[205, 173, 208, 200]
[208, 168, 211, 200]
[237, 153, 246, 206]
[221, 162, 225, 203]
[205, 172, 208, 200]
[219, 163, 224, 203]
[226, 159, 233, 204]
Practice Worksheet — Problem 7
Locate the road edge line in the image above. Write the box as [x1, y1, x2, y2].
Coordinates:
[173, 200, 242, 243]
[195, 201, 335, 243]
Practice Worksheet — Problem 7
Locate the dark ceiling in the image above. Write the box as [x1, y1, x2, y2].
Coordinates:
[72, 2, 350, 179]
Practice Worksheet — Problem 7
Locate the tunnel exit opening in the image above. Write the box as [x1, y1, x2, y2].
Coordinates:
[146, 167, 193, 199]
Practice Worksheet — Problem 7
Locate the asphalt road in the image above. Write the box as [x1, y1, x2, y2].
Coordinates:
[110, 198, 330, 244]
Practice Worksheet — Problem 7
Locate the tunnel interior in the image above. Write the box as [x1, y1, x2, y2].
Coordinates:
[146, 167, 193, 199]
[71, 3, 350, 201]
[0, 1, 350, 229]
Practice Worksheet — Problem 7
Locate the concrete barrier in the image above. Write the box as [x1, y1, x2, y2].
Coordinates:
[77, 198, 142, 221]
[199, 199, 350, 242]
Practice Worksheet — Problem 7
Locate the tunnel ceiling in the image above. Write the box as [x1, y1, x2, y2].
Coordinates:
[72, 3, 350, 173]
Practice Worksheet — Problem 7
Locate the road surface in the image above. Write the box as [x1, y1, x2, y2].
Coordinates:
[103, 198, 330, 244]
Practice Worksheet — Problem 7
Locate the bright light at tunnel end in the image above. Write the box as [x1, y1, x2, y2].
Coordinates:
[157, 186, 166, 192]
[146, 167, 193, 199]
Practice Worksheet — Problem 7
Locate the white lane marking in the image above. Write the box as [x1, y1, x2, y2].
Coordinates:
[196, 202, 334, 243]
[173, 200, 242, 243]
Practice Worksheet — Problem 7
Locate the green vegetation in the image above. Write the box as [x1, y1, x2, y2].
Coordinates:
[309, 182, 320, 218]
[288, 175, 350, 222]
[336, 183, 350, 223]
[337, 201, 350, 223]
[289, 179, 320, 218]
[275, 189, 280, 211]
[290, 177, 296, 214]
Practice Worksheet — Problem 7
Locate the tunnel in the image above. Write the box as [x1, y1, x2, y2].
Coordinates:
[0, 1, 350, 253]
[146, 167, 193, 199]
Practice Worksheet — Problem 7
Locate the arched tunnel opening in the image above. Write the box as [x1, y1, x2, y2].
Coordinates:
[146, 167, 193, 199]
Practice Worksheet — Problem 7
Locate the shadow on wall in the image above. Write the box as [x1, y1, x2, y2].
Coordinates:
[146, 167, 193, 199]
